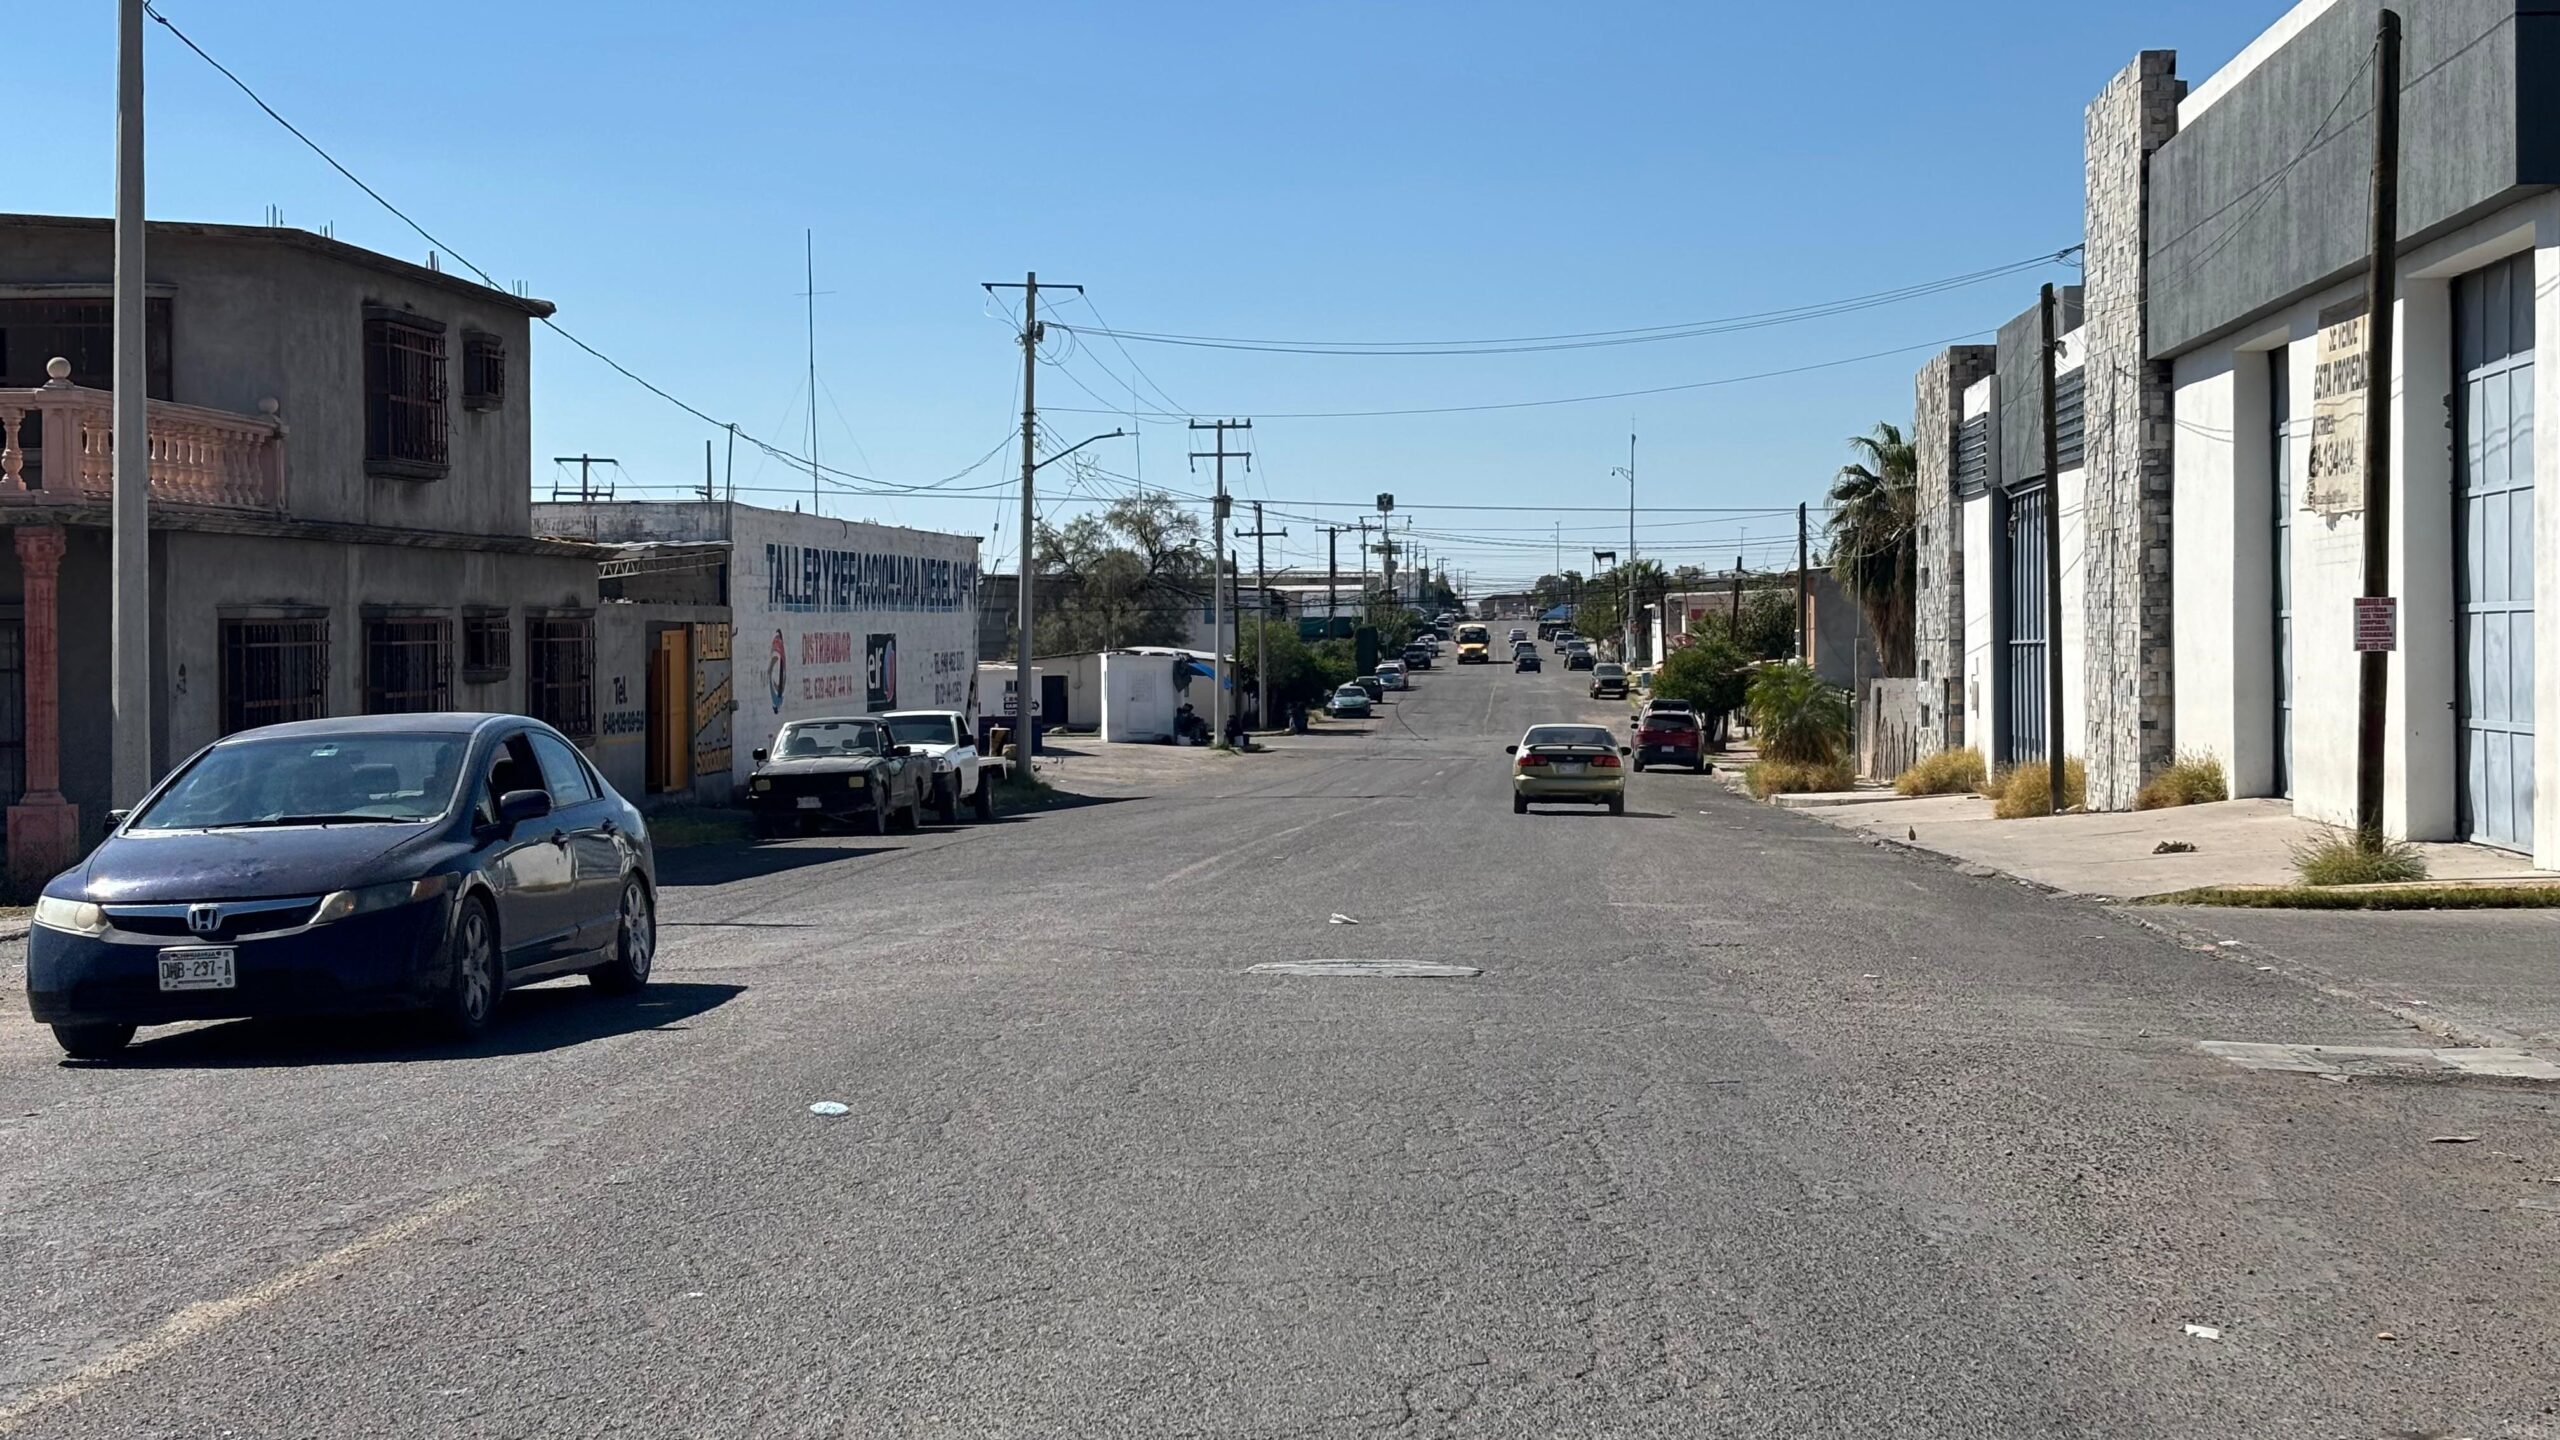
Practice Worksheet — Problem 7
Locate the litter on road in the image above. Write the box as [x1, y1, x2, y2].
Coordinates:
[1328, 913, 1360, 925]
[2428, 1135, 2481, 1144]
[2183, 1324, 2221, 1340]
[808, 1102, 851, 1117]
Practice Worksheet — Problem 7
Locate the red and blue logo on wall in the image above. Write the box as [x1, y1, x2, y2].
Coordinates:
[767, 630, 787, 713]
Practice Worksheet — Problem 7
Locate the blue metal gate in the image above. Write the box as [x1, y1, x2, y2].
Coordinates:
[2002, 484, 2050, 769]
[2455, 253, 2536, 852]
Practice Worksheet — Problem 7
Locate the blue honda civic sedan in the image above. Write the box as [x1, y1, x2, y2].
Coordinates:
[25, 713, 656, 1059]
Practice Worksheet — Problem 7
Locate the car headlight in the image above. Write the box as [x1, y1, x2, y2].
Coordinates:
[752, 778, 771, 792]
[33, 895, 109, 937]
[846, 773, 867, 787]
[312, 874, 451, 926]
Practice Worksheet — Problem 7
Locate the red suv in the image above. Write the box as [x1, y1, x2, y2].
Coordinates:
[1632, 709, 1705, 773]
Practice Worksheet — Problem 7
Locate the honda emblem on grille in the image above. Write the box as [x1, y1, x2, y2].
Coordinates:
[187, 904, 222, 935]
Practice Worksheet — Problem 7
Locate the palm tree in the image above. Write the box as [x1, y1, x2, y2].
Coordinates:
[1825, 421, 1918, 673]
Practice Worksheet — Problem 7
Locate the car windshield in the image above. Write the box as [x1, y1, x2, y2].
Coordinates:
[1338, 686, 1368, 698]
[1596, 665, 1625, 677]
[1523, 725, 1617, 749]
[884, 716, 958, 747]
[776, 720, 885, 758]
[1646, 713, 1699, 731]
[133, 734, 468, 829]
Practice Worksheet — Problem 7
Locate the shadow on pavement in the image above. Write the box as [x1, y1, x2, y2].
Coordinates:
[81, 981, 746, 1069]
[656, 841, 895, 887]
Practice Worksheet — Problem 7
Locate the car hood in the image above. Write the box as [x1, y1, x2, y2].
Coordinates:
[756, 755, 891, 776]
[65, 822, 444, 903]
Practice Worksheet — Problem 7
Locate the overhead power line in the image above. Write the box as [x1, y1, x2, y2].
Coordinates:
[142, 2, 1013, 502]
[1047, 250, 2080, 356]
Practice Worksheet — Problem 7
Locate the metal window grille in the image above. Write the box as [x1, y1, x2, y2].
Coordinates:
[2053, 369, 2088, 471]
[462, 333, 507, 411]
[463, 611, 511, 681]
[365, 617, 453, 714]
[526, 615, 595, 740]
[221, 618, 330, 735]
[364, 314, 449, 476]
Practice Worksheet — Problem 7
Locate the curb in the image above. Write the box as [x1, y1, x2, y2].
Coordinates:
[0, 926, 26, 944]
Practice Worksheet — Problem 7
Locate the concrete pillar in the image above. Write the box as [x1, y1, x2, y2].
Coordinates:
[10, 525, 84, 891]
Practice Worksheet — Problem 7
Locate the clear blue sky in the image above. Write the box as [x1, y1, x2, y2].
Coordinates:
[18, 0, 2286, 590]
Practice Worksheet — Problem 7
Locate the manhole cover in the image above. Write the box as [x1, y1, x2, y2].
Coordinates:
[1247, 960, 1482, 978]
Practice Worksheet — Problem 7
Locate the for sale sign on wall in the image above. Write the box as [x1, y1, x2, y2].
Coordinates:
[2304, 298, 2368, 516]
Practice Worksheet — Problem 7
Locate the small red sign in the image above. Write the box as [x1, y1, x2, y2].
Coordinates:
[2354, 596, 2397, 653]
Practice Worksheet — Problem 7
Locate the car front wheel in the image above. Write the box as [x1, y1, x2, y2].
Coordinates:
[972, 773, 996, 822]
[437, 898, 501, 1039]
[52, 1022, 135, 1060]
[859, 789, 888, 834]
[589, 878, 654, 994]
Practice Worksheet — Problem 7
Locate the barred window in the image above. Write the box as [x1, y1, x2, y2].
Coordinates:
[462, 332, 507, 412]
[221, 618, 329, 736]
[463, 610, 511, 682]
[526, 614, 595, 741]
[365, 616, 453, 714]
[364, 309, 448, 478]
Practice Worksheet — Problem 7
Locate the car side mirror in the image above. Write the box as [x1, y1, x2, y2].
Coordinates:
[1504, 744, 1518, 754]
[1619, 746, 1632, 756]
[106, 808, 130, 826]
[892, 745, 913, 757]
[752, 747, 769, 763]
[497, 788, 553, 827]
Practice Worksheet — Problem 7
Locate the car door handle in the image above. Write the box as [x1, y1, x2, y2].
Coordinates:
[599, 819, 618, 837]
[549, 829, 569, 847]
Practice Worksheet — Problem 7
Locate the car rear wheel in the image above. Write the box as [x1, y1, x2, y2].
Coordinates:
[1607, 795, 1625, 815]
[1632, 757, 1646, 773]
[589, 877, 654, 994]
[437, 898, 501, 1040]
[52, 1022, 135, 1060]
[932, 775, 960, 824]
[972, 773, 996, 822]
[1512, 795, 1529, 814]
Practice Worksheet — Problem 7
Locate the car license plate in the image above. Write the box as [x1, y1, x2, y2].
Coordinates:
[1554, 761, 1587, 776]
[158, 947, 236, 992]
[796, 795, 823, 810]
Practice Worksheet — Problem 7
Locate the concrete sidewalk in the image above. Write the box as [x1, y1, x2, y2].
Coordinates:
[1772, 792, 2538, 900]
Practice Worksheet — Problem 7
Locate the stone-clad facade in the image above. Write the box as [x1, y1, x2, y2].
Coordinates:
[2078, 51, 2183, 810]
[1912, 345, 1995, 748]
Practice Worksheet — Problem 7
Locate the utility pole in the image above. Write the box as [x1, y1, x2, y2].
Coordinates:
[1612, 432, 1636, 663]
[1358, 518, 1374, 597]
[2040, 282, 2069, 814]
[1317, 524, 1353, 633]
[1240, 503, 1287, 731]
[1795, 503, 1809, 662]
[2355, 8, 2403, 847]
[1190, 419, 1252, 746]
[1730, 553, 1745, 641]
[552, 455, 620, 503]
[983, 272, 1084, 754]
[701, 439, 715, 502]
[111, 0, 149, 807]
[724, 422, 738, 505]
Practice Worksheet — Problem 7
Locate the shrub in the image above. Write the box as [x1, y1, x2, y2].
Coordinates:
[2134, 752, 2229, 811]
[1992, 757, 2088, 818]
[1745, 663, 1851, 765]
[1895, 748, 1987, 797]
[1746, 757, 1857, 798]
[1976, 766, 2010, 800]
[2291, 830, 2429, 886]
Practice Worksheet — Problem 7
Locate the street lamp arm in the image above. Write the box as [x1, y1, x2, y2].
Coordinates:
[1031, 429, 1129, 473]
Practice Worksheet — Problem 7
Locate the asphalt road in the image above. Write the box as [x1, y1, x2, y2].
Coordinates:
[5, 656, 2559, 1437]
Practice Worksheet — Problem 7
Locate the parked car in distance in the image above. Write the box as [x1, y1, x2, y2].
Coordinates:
[1552, 630, 1581, 653]
[1633, 709, 1707, 772]
[1589, 662, 1629, 699]
[1377, 661, 1408, 691]
[25, 714, 657, 1059]
[1508, 627, 1529, 646]
[1514, 644, 1543, 672]
[747, 716, 931, 837]
[1326, 684, 1376, 719]
[1565, 645, 1597, 671]
[882, 708, 1007, 822]
[1402, 644, 1434, 670]
[1353, 674, 1388, 702]
[1507, 723, 1628, 815]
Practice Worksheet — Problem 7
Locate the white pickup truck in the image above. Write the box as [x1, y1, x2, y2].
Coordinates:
[881, 709, 1011, 822]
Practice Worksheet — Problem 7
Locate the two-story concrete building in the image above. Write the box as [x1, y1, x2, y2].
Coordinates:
[0, 214, 598, 887]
